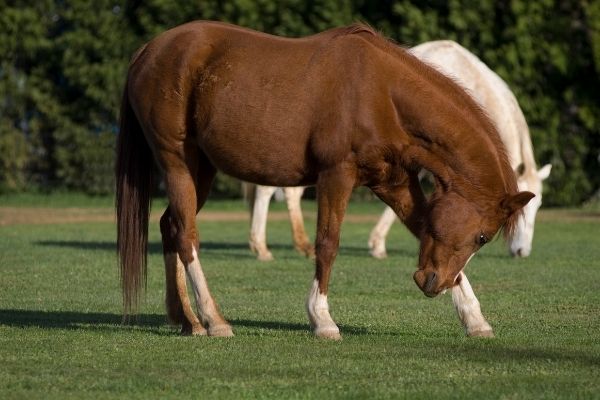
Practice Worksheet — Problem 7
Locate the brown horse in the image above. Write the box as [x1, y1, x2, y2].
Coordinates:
[116, 21, 533, 339]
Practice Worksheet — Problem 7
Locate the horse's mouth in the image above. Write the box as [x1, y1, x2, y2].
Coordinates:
[423, 290, 440, 298]
[414, 268, 457, 297]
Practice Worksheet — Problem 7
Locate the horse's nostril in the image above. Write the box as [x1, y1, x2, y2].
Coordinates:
[516, 248, 523, 257]
[424, 271, 437, 292]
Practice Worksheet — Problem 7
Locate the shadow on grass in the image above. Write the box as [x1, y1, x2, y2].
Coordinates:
[35, 240, 260, 259]
[35, 240, 410, 259]
[1, 309, 597, 366]
[0, 309, 369, 336]
[0, 309, 167, 333]
[229, 318, 370, 336]
[442, 343, 600, 368]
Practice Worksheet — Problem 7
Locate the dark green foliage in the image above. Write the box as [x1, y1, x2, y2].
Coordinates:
[0, 0, 598, 203]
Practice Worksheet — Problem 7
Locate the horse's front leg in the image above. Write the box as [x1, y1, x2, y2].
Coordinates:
[306, 166, 355, 340]
[451, 272, 494, 337]
[368, 206, 396, 259]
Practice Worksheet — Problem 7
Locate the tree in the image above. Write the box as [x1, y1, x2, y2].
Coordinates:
[0, 0, 598, 203]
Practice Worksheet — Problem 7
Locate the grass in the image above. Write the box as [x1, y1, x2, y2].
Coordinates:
[0, 197, 599, 399]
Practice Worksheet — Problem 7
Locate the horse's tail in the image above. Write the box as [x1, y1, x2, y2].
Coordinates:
[115, 77, 154, 317]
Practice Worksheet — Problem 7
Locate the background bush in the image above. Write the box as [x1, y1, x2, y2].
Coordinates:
[1, 0, 598, 204]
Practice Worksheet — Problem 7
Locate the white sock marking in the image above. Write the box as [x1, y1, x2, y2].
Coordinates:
[185, 247, 221, 327]
[306, 279, 339, 337]
[451, 272, 493, 335]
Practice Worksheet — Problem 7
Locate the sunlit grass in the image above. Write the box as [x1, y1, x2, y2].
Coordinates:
[0, 201, 599, 399]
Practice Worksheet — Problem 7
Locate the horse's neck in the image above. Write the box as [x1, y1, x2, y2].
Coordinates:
[411, 41, 537, 175]
[362, 39, 512, 199]
[390, 70, 509, 198]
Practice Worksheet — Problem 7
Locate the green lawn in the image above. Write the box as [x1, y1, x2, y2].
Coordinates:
[0, 199, 599, 399]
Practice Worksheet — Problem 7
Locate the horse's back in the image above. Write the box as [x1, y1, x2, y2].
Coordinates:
[127, 21, 389, 187]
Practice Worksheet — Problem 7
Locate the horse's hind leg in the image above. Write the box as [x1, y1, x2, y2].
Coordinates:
[161, 203, 207, 336]
[162, 232, 206, 336]
[451, 272, 494, 337]
[249, 185, 277, 261]
[188, 153, 232, 336]
[161, 146, 232, 337]
[284, 186, 314, 258]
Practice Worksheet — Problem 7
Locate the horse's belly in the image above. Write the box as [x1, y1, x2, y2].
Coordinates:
[198, 128, 315, 187]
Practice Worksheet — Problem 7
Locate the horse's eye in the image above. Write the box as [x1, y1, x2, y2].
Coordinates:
[478, 233, 489, 246]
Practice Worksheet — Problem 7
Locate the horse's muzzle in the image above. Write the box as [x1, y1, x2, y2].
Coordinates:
[413, 269, 441, 298]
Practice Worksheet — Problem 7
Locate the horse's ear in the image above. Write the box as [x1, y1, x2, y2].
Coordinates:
[501, 191, 535, 216]
[537, 164, 552, 181]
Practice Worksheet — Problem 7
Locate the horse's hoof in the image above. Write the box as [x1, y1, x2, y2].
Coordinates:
[314, 328, 342, 340]
[257, 252, 274, 262]
[208, 324, 234, 337]
[468, 329, 494, 338]
[181, 324, 207, 336]
[304, 247, 316, 259]
[370, 250, 387, 259]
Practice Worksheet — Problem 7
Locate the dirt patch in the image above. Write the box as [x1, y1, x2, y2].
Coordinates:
[0, 207, 347, 226]
[1, 206, 596, 226]
[0, 207, 115, 226]
[0, 207, 254, 226]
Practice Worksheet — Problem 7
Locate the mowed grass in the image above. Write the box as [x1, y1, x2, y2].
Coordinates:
[0, 199, 599, 399]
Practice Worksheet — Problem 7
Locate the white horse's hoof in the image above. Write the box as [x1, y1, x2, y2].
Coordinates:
[314, 327, 342, 340]
[370, 249, 387, 259]
[468, 329, 494, 338]
[181, 324, 207, 336]
[257, 252, 274, 261]
[296, 244, 315, 259]
[208, 324, 234, 337]
[368, 238, 388, 259]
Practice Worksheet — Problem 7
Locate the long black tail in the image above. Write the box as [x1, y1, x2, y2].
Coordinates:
[115, 78, 154, 316]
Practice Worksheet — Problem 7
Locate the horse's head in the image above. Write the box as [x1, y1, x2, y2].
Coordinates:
[413, 190, 534, 297]
[509, 163, 552, 257]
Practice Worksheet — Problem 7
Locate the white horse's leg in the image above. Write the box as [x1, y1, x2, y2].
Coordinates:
[368, 206, 397, 259]
[249, 185, 277, 261]
[186, 247, 233, 337]
[284, 186, 314, 258]
[451, 272, 494, 337]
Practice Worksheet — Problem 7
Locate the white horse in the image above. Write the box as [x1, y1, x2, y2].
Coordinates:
[247, 40, 551, 261]
[369, 40, 551, 259]
[245, 184, 314, 261]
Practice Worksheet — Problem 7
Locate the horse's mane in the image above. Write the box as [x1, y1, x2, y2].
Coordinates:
[332, 22, 378, 38]
[336, 23, 521, 240]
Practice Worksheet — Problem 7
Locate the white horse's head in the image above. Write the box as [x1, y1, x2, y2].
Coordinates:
[509, 163, 552, 257]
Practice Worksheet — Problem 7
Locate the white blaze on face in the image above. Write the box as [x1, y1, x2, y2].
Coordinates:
[510, 177, 542, 257]
[510, 164, 551, 257]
